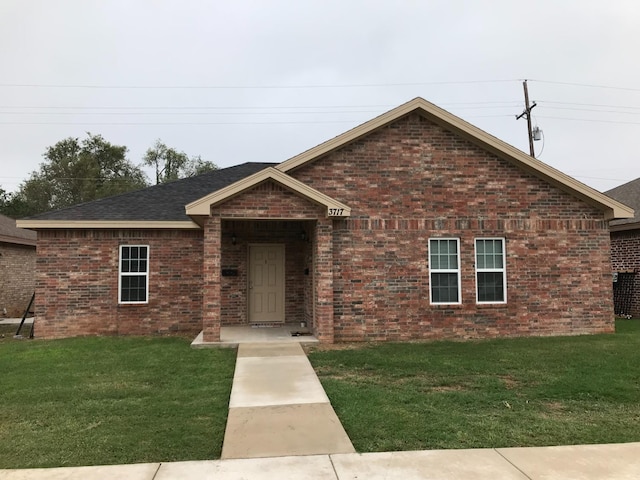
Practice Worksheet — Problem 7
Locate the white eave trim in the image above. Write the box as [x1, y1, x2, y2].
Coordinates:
[185, 167, 351, 217]
[15, 220, 202, 230]
[276, 97, 634, 221]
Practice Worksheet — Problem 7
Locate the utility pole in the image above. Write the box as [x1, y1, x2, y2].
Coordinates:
[516, 80, 537, 157]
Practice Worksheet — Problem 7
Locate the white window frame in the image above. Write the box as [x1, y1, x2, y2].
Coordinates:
[118, 245, 149, 304]
[475, 238, 507, 304]
[428, 238, 462, 305]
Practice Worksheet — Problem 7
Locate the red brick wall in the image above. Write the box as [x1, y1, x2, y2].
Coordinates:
[290, 112, 614, 341]
[35, 229, 203, 339]
[32, 112, 617, 342]
[0, 242, 36, 317]
[610, 229, 640, 317]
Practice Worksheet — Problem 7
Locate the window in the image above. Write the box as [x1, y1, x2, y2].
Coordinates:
[429, 238, 461, 304]
[119, 245, 149, 304]
[475, 238, 506, 303]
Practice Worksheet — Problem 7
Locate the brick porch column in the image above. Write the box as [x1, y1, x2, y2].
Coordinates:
[315, 217, 334, 343]
[202, 214, 221, 342]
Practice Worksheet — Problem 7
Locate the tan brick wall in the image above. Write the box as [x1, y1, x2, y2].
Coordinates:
[35, 229, 203, 339]
[0, 242, 36, 317]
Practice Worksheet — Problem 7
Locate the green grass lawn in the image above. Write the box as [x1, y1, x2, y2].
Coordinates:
[0, 335, 236, 469]
[308, 319, 640, 452]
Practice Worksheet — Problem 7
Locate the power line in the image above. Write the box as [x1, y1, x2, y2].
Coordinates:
[0, 120, 364, 126]
[539, 106, 640, 115]
[0, 79, 517, 89]
[0, 110, 386, 117]
[0, 104, 394, 111]
[3, 77, 638, 93]
[530, 79, 640, 92]
[0, 106, 521, 116]
[538, 100, 640, 110]
[537, 115, 640, 125]
[0, 114, 515, 127]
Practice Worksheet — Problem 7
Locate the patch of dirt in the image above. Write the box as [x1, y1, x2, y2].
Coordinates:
[499, 375, 521, 390]
[303, 342, 370, 353]
[429, 384, 467, 392]
[538, 401, 567, 419]
[544, 401, 565, 412]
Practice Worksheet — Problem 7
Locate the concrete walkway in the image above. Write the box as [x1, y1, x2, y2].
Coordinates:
[2, 443, 640, 479]
[221, 342, 355, 459]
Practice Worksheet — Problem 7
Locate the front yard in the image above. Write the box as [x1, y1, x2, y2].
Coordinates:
[1, 320, 639, 468]
[308, 319, 640, 452]
[0, 334, 236, 469]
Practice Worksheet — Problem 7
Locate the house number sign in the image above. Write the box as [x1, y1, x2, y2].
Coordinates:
[328, 208, 344, 216]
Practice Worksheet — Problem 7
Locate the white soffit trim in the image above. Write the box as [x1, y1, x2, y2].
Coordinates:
[276, 97, 633, 221]
[16, 220, 201, 230]
[185, 167, 351, 217]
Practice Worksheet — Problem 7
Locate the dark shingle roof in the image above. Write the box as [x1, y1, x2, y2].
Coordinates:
[28, 162, 275, 222]
[0, 213, 37, 245]
[606, 177, 640, 227]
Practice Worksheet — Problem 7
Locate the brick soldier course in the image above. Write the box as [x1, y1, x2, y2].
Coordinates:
[19, 98, 633, 342]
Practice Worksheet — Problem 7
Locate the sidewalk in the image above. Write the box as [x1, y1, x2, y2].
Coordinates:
[2, 443, 640, 479]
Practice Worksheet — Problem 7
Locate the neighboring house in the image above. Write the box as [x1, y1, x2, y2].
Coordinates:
[605, 178, 640, 317]
[0, 213, 37, 317]
[18, 98, 634, 343]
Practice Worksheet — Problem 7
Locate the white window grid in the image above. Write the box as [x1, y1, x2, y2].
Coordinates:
[474, 238, 507, 304]
[118, 245, 149, 304]
[428, 238, 462, 305]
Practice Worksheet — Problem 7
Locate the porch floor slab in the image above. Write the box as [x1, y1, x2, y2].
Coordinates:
[221, 342, 355, 459]
[190, 324, 318, 348]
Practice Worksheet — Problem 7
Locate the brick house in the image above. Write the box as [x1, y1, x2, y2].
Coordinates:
[605, 178, 640, 317]
[18, 98, 633, 342]
[0, 214, 37, 317]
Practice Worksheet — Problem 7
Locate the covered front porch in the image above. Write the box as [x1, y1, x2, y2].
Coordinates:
[185, 167, 351, 344]
[201, 213, 335, 343]
[219, 218, 316, 330]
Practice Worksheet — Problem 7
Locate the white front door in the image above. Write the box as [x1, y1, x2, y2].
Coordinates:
[249, 244, 285, 323]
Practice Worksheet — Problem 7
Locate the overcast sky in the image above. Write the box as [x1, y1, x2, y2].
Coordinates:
[1, 0, 639, 195]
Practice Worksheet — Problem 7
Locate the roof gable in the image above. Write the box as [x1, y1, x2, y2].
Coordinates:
[606, 177, 640, 230]
[277, 97, 633, 221]
[18, 163, 275, 229]
[0, 214, 37, 246]
[186, 167, 351, 219]
[16, 98, 634, 231]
